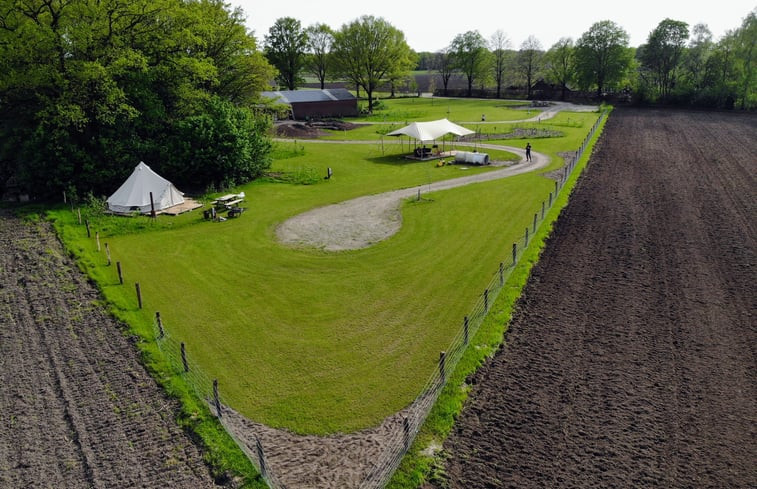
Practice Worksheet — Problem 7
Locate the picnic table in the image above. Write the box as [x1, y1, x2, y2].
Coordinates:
[213, 194, 244, 209]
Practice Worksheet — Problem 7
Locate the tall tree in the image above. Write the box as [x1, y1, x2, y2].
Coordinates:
[575, 20, 633, 97]
[517, 35, 544, 98]
[545, 37, 575, 100]
[264, 17, 308, 90]
[304, 23, 334, 89]
[450, 30, 488, 97]
[682, 23, 715, 94]
[489, 30, 511, 98]
[436, 47, 455, 96]
[331, 15, 414, 112]
[640, 19, 689, 100]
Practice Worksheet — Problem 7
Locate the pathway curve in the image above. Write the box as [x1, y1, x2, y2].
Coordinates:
[276, 144, 550, 251]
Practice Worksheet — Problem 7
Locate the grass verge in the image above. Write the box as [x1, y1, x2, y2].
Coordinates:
[386, 108, 610, 488]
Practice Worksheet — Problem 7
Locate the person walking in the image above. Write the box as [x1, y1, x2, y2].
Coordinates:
[525, 142, 532, 162]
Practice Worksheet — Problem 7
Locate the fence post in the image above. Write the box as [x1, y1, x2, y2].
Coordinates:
[463, 316, 469, 345]
[499, 262, 504, 286]
[180, 342, 189, 372]
[533, 213, 538, 233]
[96, 231, 101, 252]
[156, 311, 164, 339]
[105, 242, 111, 266]
[77, 208, 82, 225]
[525, 227, 529, 247]
[554, 180, 558, 195]
[85, 219, 91, 238]
[403, 416, 411, 449]
[256, 436, 267, 478]
[512, 242, 517, 265]
[541, 201, 545, 220]
[484, 289, 489, 312]
[135, 282, 142, 309]
[116, 261, 123, 285]
[549, 192, 553, 207]
[213, 379, 222, 418]
[438, 351, 446, 383]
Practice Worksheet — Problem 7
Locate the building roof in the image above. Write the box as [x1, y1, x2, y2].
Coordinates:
[261, 89, 356, 104]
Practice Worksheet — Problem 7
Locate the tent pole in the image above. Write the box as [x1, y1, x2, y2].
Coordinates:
[150, 191, 156, 218]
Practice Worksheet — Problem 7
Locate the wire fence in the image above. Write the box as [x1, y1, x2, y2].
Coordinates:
[125, 110, 606, 488]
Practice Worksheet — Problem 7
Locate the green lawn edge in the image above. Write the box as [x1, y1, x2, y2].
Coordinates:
[386, 107, 611, 488]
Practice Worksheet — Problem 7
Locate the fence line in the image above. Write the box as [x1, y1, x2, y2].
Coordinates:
[116, 110, 607, 489]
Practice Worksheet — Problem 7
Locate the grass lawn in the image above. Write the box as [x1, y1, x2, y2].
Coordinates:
[354, 96, 535, 124]
[52, 104, 601, 436]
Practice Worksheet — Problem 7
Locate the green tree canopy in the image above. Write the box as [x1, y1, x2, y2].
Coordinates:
[639, 18, 689, 100]
[305, 23, 334, 90]
[0, 0, 274, 198]
[264, 17, 309, 90]
[449, 30, 488, 97]
[575, 20, 633, 97]
[517, 35, 544, 98]
[545, 37, 575, 100]
[331, 15, 415, 112]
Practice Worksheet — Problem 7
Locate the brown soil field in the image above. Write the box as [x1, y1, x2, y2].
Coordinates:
[0, 213, 219, 488]
[435, 108, 756, 488]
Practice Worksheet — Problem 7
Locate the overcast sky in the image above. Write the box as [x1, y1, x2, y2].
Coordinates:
[231, 0, 754, 52]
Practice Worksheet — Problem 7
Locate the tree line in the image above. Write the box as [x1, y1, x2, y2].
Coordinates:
[264, 10, 755, 109]
[0, 0, 276, 200]
[1, 2, 754, 201]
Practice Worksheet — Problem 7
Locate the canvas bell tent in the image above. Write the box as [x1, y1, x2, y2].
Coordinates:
[107, 162, 185, 215]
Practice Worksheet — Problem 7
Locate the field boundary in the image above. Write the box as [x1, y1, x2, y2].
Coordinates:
[146, 111, 607, 487]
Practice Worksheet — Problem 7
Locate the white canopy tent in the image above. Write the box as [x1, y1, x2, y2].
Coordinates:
[107, 161, 185, 215]
[386, 118, 474, 142]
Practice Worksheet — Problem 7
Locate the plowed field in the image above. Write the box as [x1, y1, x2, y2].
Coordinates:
[437, 108, 756, 488]
[0, 214, 218, 488]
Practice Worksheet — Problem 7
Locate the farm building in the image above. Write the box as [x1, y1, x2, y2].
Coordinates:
[261, 89, 358, 120]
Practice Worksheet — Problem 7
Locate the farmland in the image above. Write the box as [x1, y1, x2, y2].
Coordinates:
[435, 108, 757, 488]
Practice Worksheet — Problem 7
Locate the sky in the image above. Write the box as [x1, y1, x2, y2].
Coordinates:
[231, 0, 755, 52]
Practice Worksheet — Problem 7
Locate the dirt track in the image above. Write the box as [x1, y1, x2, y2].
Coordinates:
[0, 214, 218, 488]
[437, 108, 756, 488]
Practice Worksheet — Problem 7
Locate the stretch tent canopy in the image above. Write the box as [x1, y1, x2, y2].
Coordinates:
[386, 118, 474, 142]
[107, 161, 185, 214]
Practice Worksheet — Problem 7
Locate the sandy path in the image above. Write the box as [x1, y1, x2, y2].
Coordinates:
[276, 145, 550, 251]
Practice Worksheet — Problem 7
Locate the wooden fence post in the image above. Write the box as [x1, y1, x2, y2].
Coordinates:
[156, 311, 164, 339]
[116, 261, 123, 285]
[213, 379, 222, 418]
[135, 282, 142, 309]
[533, 213, 537, 233]
[512, 242, 517, 265]
[77, 208, 82, 224]
[403, 416, 411, 449]
[525, 227, 529, 247]
[256, 436, 267, 478]
[499, 262, 504, 286]
[541, 201, 545, 220]
[105, 242, 111, 266]
[484, 289, 489, 311]
[85, 219, 91, 238]
[438, 351, 446, 382]
[95, 231, 101, 252]
[549, 191, 553, 207]
[181, 342, 189, 372]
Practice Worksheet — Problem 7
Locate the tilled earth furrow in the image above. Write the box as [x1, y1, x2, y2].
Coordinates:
[0, 216, 217, 488]
[438, 109, 756, 489]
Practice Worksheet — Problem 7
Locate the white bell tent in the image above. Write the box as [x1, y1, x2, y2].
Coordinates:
[107, 161, 185, 215]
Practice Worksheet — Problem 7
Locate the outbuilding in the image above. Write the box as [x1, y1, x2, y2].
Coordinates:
[261, 89, 358, 120]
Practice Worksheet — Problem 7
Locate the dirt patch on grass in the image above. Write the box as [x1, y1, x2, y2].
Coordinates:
[435, 108, 757, 488]
[0, 212, 220, 488]
[275, 120, 361, 138]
